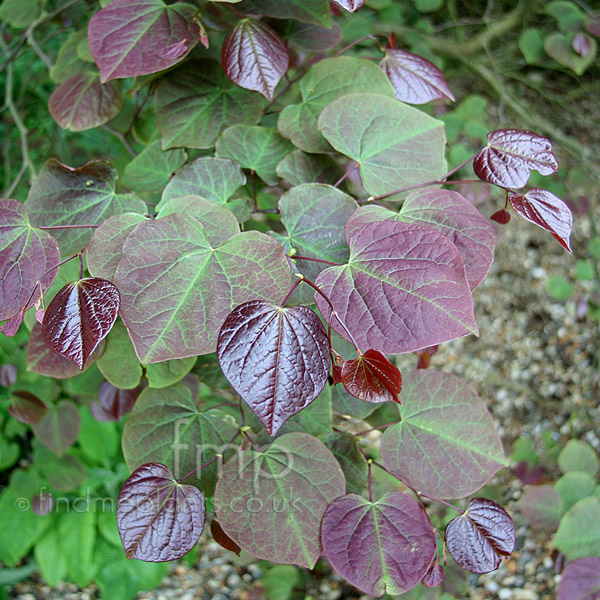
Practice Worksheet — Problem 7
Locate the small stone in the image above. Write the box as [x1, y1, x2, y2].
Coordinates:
[485, 581, 500, 593]
[498, 589, 513, 600]
[543, 556, 554, 569]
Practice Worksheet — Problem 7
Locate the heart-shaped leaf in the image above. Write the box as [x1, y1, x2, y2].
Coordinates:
[558, 557, 600, 600]
[422, 561, 445, 587]
[276, 150, 342, 186]
[321, 492, 437, 596]
[50, 29, 88, 84]
[314, 219, 478, 355]
[217, 300, 330, 435]
[322, 432, 368, 495]
[380, 370, 506, 498]
[332, 0, 366, 12]
[222, 19, 288, 101]
[545, 32, 597, 75]
[97, 321, 142, 390]
[114, 214, 290, 363]
[473, 129, 558, 189]
[381, 48, 455, 104]
[32, 399, 81, 455]
[318, 93, 446, 198]
[0, 199, 59, 322]
[340, 349, 402, 404]
[509, 188, 572, 252]
[49, 71, 122, 132]
[88, 0, 200, 82]
[214, 433, 345, 568]
[553, 497, 600, 559]
[91, 381, 139, 422]
[25, 160, 146, 256]
[238, 0, 331, 27]
[154, 59, 264, 150]
[517, 484, 563, 531]
[42, 277, 120, 370]
[117, 462, 205, 562]
[8, 391, 47, 424]
[445, 497, 515, 574]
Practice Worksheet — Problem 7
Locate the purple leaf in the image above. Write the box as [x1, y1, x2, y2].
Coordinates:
[331, 0, 367, 12]
[32, 399, 81, 455]
[8, 391, 47, 424]
[0, 198, 59, 322]
[422, 561, 445, 587]
[217, 300, 330, 435]
[49, 71, 122, 132]
[287, 21, 342, 53]
[380, 370, 506, 499]
[340, 349, 402, 404]
[214, 433, 345, 568]
[42, 278, 120, 370]
[321, 492, 437, 596]
[88, 0, 200, 83]
[572, 33, 592, 56]
[558, 557, 600, 600]
[0, 311, 25, 337]
[90, 381, 138, 422]
[445, 497, 516, 574]
[509, 188, 572, 252]
[0, 364, 17, 387]
[517, 484, 563, 531]
[210, 520, 241, 556]
[490, 209, 511, 224]
[222, 19, 289, 101]
[473, 129, 558, 189]
[381, 48, 455, 104]
[314, 219, 478, 355]
[117, 462, 205, 562]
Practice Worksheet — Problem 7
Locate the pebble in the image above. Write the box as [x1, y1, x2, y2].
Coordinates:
[513, 590, 538, 600]
[498, 589, 513, 600]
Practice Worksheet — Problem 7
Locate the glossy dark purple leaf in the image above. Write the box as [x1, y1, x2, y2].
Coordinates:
[32, 399, 81, 455]
[340, 349, 402, 404]
[49, 71, 122, 132]
[381, 48, 455, 104]
[90, 381, 138, 422]
[331, 0, 366, 12]
[0, 364, 17, 387]
[0, 198, 59, 322]
[445, 497, 515, 574]
[222, 18, 289, 101]
[572, 33, 592, 56]
[117, 462, 205, 562]
[88, 0, 200, 82]
[473, 129, 558, 189]
[558, 557, 600, 600]
[8, 391, 47, 424]
[422, 561, 444, 587]
[217, 300, 330, 435]
[321, 492, 437, 596]
[509, 188, 572, 252]
[210, 520, 241, 556]
[490, 209, 511, 224]
[42, 277, 120, 370]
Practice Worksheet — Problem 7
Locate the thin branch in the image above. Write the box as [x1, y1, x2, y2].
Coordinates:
[26, 29, 53, 70]
[4, 162, 27, 197]
[102, 125, 137, 157]
[36, 223, 99, 230]
[291, 255, 341, 266]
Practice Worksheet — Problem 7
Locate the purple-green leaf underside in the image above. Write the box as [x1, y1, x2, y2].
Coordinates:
[32, 399, 81, 455]
[558, 557, 600, 600]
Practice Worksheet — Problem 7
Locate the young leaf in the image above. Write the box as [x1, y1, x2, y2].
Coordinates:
[445, 497, 515, 574]
[42, 278, 120, 370]
[381, 48, 455, 104]
[332, 0, 366, 12]
[553, 497, 600, 559]
[380, 370, 505, 499]
[49, 71, 122, 132]
[222, 19, 289, 101]
[517, 484, 563, 531]
[114, 214, 291, 363]
[422, 561, 445, 587]
[0, 364, 17, 387]
[340, 349, 402, 404]
[0, 199, 60, 323]
[117, 462, 205, 562]
[473, 129, 558, 189]
[32, 399, 81, 455]
[315, 220, 478, 355]
[97, 321, 143, 390]
[217, 300, 330, 435]
[509, 188, 572, 252]
[88, 0, 200, 82]
[490, 209, 511, 224]
[91, 381, 139, 422]
[8, 391, 47, 424]
[154, 60, 264, 150]
[214, 433, 345, 568]
[318, 93, 446, 198]
[321, 492, 437, 596]
[557, 557, 600, 600]
[210, 520, 241, 556]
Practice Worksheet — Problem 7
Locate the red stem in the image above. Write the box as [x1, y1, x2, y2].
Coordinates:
[281, 276, 303, 306]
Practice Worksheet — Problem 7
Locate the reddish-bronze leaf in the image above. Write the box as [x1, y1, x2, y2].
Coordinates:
[490, 209, 511, 224]
[210, 520, 241, 556]
[222, 18, 289, 101]
[381, 48, 455, 104]
[331, 0, 367, 11]
[90, 381, 138, 422]
[42, 277, 120, 370]
[509, 188, 572, 252]
[422, 561, 445, 587]
[473, 129, 558, 189]
[8, 391, 47, 424]
[340, 349, 402, 404]
[217, 300, 330, 435]
[445, 497, 515, 574]
[117, 462, 205, 562]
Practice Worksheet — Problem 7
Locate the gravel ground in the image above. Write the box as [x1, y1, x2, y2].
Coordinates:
[9, 200, 599, 600]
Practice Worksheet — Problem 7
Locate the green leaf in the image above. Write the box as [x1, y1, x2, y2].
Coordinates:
[9, 468, 41, 500]
[0, 0, 40, 28]
[114, 214, 291, 362]
[261, 565, 301, 600]
[555, 471, 597, 511]
[558, 439, 599, 476]
[588, 237, 600, 260]
[546, 274, 574, 300]
[145, 357, 197, 388]
[97, 320, 143, 390]
[278, 57, 395, 153]
[122, 383, 240, 494]
[575, 259, 594, 281]
[122, 141, 187, 193]
[519, 28, 545, 63]
[544, 32, 597, 75]
[216, 125, 293, 185]
[34, 446, 86, 491]
[78, 409, 119, 463]
[414, 0, 443, 12]
[318, 93, 446, 198]
[49, 30, 89, 84]
[154, 59, 264, 150]
[240, 0, 331, 27]
[290, 383, 332, 436]
[59, 510, 97, 586]
[553, 496, 600, 559]
[546, 1, 586, 30]
[276, 149, 342, 186]
[35, 520, 68, 586]
[323, 431, 369, 495]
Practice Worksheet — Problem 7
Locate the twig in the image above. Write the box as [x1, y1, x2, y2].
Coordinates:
[26, 29, 53, 70]
[4, 162, 27, 197]
[102, 125, 137, 157]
